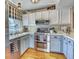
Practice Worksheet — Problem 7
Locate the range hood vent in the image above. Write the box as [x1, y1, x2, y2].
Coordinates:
[35, 20, 50, 25]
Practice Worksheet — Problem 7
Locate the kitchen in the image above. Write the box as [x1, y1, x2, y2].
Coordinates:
[5, 0, 74, 59]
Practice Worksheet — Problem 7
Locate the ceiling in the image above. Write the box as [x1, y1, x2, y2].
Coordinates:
[11, 0, 74, 10]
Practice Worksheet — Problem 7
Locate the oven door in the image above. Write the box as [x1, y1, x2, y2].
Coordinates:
[37, 42, 47, 49]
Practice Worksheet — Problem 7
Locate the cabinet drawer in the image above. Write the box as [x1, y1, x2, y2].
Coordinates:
[50, 35, 62, 39]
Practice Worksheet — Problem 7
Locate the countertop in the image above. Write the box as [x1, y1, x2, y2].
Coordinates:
[9, 32, 34, 40]
[9, 31, 74, 40]
[50, 31, 74, 40]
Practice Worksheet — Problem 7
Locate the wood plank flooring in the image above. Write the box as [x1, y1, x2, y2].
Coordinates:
[5, 48, 11, 59]
[20, 48, 66, 59]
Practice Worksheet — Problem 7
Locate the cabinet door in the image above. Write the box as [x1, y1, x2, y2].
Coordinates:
[61, 9, 70, 24]
[35, 12, 41, 20]
[41, 11, 49, 20]
[24, 36, 29, 51]
[29, 34, 34, 48]
[20, 36, 29, 54]
[67, 39, 74, 59]
[28, 13, 35, 26]
[49, 10, 58, 24]
[20, 37, 26, 54]
[22, 15, 29, 26]
[50, 36, 61, 52]
[63, 37, 74, 59]
[63, 38, 68, 57]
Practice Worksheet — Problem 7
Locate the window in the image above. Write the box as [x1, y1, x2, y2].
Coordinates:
[9, 18, 16, 35]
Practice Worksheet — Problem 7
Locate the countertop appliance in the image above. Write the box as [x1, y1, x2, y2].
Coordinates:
[35, 20, 50, 25]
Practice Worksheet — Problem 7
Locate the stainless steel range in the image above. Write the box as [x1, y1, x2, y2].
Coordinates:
[35, 20, 50, 52]
[37, 27, 50, 33]
[34, 33, 50, 52]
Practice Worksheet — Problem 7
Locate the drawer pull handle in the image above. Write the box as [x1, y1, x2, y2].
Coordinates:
[69, 41, 71, 43]
[54, 36, 57, 38]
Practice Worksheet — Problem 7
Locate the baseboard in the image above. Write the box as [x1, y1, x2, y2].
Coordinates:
[20, 48, 29, 57]
[34, 48, 49, 53]
[50, 51, 67, 59]
[50, 51, 64, 54]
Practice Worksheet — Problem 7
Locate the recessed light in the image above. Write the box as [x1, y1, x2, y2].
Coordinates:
[31, 0, 40, 4]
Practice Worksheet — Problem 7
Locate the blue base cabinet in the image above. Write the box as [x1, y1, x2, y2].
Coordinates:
[63, 37, 68, 58]
[62, 37, 74, 59]
[20, 35, 29, 54]
[50, 35, 74, 59]
[50, 35, 63, 53]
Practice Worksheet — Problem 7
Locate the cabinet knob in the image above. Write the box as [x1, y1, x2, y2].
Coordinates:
[68, 41, 71, 43]
[54, 36, 57, 38]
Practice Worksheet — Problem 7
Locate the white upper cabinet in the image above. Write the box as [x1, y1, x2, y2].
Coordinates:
[35, 11, 49, 20]
[49, 10, 58, 25]
[23, 13, 36, 26]
[61, 9, 70, 24]
[28, 13, 36, 26]
[41, 11, 49, 20]
[35, 12, 41, 20]
[22, 14, 29, 26]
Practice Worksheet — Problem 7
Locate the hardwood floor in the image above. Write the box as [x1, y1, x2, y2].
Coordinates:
[5, 48, 11, 59]
[20, 48, 66, 59]
[6, 48, 20, 59]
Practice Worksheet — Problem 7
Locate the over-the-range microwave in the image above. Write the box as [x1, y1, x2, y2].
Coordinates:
[35, 20, 50, 25]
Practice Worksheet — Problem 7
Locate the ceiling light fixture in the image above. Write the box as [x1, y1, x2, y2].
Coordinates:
[17, 0, 23, 9]
[31, 0, 40, 4]
[18, 2, 21, 8]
